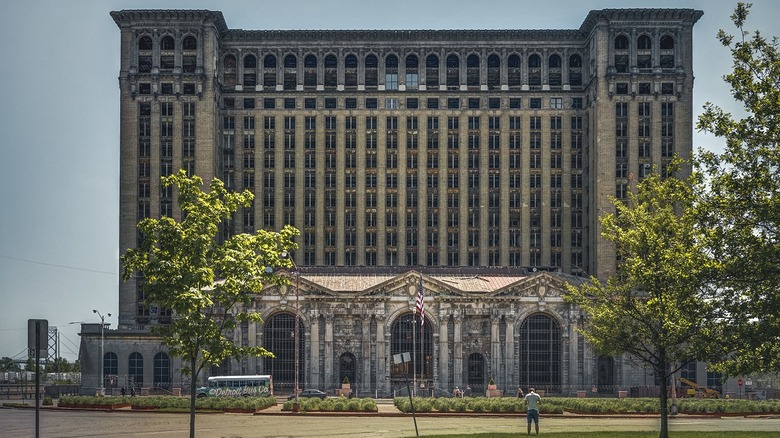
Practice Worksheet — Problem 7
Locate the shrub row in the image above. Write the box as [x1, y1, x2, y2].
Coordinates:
[392, 396, 780, 415]
[281, 397, 377, 412]
[58, 395, 276, 411]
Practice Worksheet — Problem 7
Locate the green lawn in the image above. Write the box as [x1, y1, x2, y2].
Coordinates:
[419, 433, 780, 438]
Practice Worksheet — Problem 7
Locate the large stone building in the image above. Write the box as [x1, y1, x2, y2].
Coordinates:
[80, 8, 721, 397]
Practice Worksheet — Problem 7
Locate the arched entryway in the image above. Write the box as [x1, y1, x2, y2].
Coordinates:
[467, 352, 486, 393]
[263, 312, 305, 393]
[518, 314, 562, 392]
[339, 352, 356, 385]
[390, 313, 433, 384]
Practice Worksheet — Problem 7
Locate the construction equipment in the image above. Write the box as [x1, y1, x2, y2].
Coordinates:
[678, 377, 720, 398]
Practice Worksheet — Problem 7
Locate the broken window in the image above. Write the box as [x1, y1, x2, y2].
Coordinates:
[426, 54, 439, 88]
[446, 54, 460, 89]
[324, 54, 337, 89]
[263, 54, 276, 87]
[160, 35, 174, 51]
[182, 35, 196, 50]
[614, 35, 629, 50]
[508, 54, 521, 89]
[405, 54, 418, 89]
[284, 54, 297, 90]
[487, 54, 500, 90]
[385, 54, 398, 90]
[466, 54, 480, 88]
[223, 55, 236, 87]
[344, 54, 357, 88]
[548, 54, 562, 87]
[569, 54, 582, 86]
[304, 54, 317, 88]
[365, 54, 378, 88]
[528, 54, 541, 86]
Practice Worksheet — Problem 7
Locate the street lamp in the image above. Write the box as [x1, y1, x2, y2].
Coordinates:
[281, 251, 301, 412]
[93, 309, 111, 396]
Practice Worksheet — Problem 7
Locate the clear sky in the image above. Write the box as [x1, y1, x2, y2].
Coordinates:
[0, 0, 776, 362]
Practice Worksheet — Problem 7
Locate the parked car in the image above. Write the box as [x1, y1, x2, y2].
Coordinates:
[288, 389, 327, 400]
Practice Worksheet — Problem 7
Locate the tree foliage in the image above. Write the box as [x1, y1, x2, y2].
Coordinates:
[697, 2, 780, 376]
[566, 163, 721, 438]
[121, 170, 298, 438]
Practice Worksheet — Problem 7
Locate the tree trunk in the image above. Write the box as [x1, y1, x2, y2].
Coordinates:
[658, 356, 669, 438]
[189, 357, 197, 438]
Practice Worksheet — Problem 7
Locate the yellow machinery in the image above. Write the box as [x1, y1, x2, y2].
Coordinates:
[678, 377, 720, 398]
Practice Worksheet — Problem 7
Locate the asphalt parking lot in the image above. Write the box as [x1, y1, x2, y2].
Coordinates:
[2, 403, 780, 437]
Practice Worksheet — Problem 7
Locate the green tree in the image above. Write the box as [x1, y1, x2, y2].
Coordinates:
[697, 2, 780, 376]
[566, 164, 721, 438]
[121, 170, 298, 438]
[0, 357, 21, 372]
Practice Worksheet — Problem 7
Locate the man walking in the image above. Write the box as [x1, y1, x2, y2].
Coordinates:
[524, 387, 541, 435]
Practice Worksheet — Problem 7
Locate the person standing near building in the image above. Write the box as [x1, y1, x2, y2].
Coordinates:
[524, 387, 541, 435]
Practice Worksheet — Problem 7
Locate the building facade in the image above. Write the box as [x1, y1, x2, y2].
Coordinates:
[79, 8, 717, 396]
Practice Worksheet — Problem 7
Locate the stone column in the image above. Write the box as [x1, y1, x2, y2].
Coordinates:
[504, 316, 515, 389]
[310, 315, 320, 389]
[376, 316, 387, 393]
[362, 316, 371, 393]
[453, 314, 463, 388]
[324, 318, 334, 388]
[438, 314, 449, 389]
[490, 316, 500, 385]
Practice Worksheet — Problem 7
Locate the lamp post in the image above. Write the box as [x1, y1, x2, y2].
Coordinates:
[93, 309, 111, 396]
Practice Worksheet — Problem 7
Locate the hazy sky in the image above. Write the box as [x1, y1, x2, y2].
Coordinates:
[1, 0, 776, 362]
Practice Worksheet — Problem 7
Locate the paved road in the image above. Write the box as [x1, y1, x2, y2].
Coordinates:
[2, 407, 780, 437]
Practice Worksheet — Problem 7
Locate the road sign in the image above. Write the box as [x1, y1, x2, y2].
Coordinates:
[27, 319, 48, 358]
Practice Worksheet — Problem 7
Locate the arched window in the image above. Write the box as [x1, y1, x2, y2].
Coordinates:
[637, 35, 652, 71]
[284, 54, 297, 90]
[487, 54, 500, 90]
[138, 36, 153, 73]
[614, 35, 629, 73]
[263, 313, 305, 392]
[467, 352, 485, 388]
[303, 54, 317, 88]
[365, 54, 378, 88]
[405, 54, 419, 89]
[518, 314, 561, 391]
[129, 352, 144, 388]
[507, 54, 521, 89]
[344, 54, 358, 88]
[324, 54, 337, 89]
[243, 55, 257, 87]
[385, 54, 398, 90]
[182, 36, 197, 73]
[466, 54, 480, 87]
[637, 35, 652, 50]
[548, 54, 562, 87]
[160, 35, 175, 51]
[153, 352, 171, 389]
[138, 36, 152, 51]
[528, 54, 541, 86]
[389, 313, 433, 379]
[425, 54, 439, 88]
[159, 35, 174, 73]
[614, 35, 629, 50]
[660, 35, 675, 69]
[339, 352, 356, 386]
[446, 54, 460, 89]
[103, 351, 119, 387]
[569, 54, 582, 86]
[223, 54, 237, 87]
[182, 35, 197, 50]
[263, 54, 277, 88]
[660, 35, 674, 50]
[597, 356, 615, 392]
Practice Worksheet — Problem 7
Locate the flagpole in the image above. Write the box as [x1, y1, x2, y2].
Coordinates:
[413, 311, 417, 396]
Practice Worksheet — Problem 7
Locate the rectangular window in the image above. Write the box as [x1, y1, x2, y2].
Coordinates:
[406, 98, 418, 109]
[488, 97, 500, 109]
[325, 98, 337, 109]
[571, 97, 583, 109]
[284, 98, 296, 109]
[264, 98, 275, 109]
[304, 98, 316, 109]
[530, 98, 542, 109]
[427, 98, 439, 109]
[550, 97, 563, 109]
[447, 98, 459, 109]
[509, 98, 521, 109]
[468, 98, 480, 109]
[243, 98, 255, 109]
[385, 98, 398, 109]
[345, 98, 357, 109]
[365, 98, 377, 109]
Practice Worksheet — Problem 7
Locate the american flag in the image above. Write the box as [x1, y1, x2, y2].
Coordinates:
[415, 274, 425, 326]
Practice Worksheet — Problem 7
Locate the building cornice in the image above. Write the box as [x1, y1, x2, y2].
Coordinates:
[110, 9, 228, 35]
[579, 8, 704, 36]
